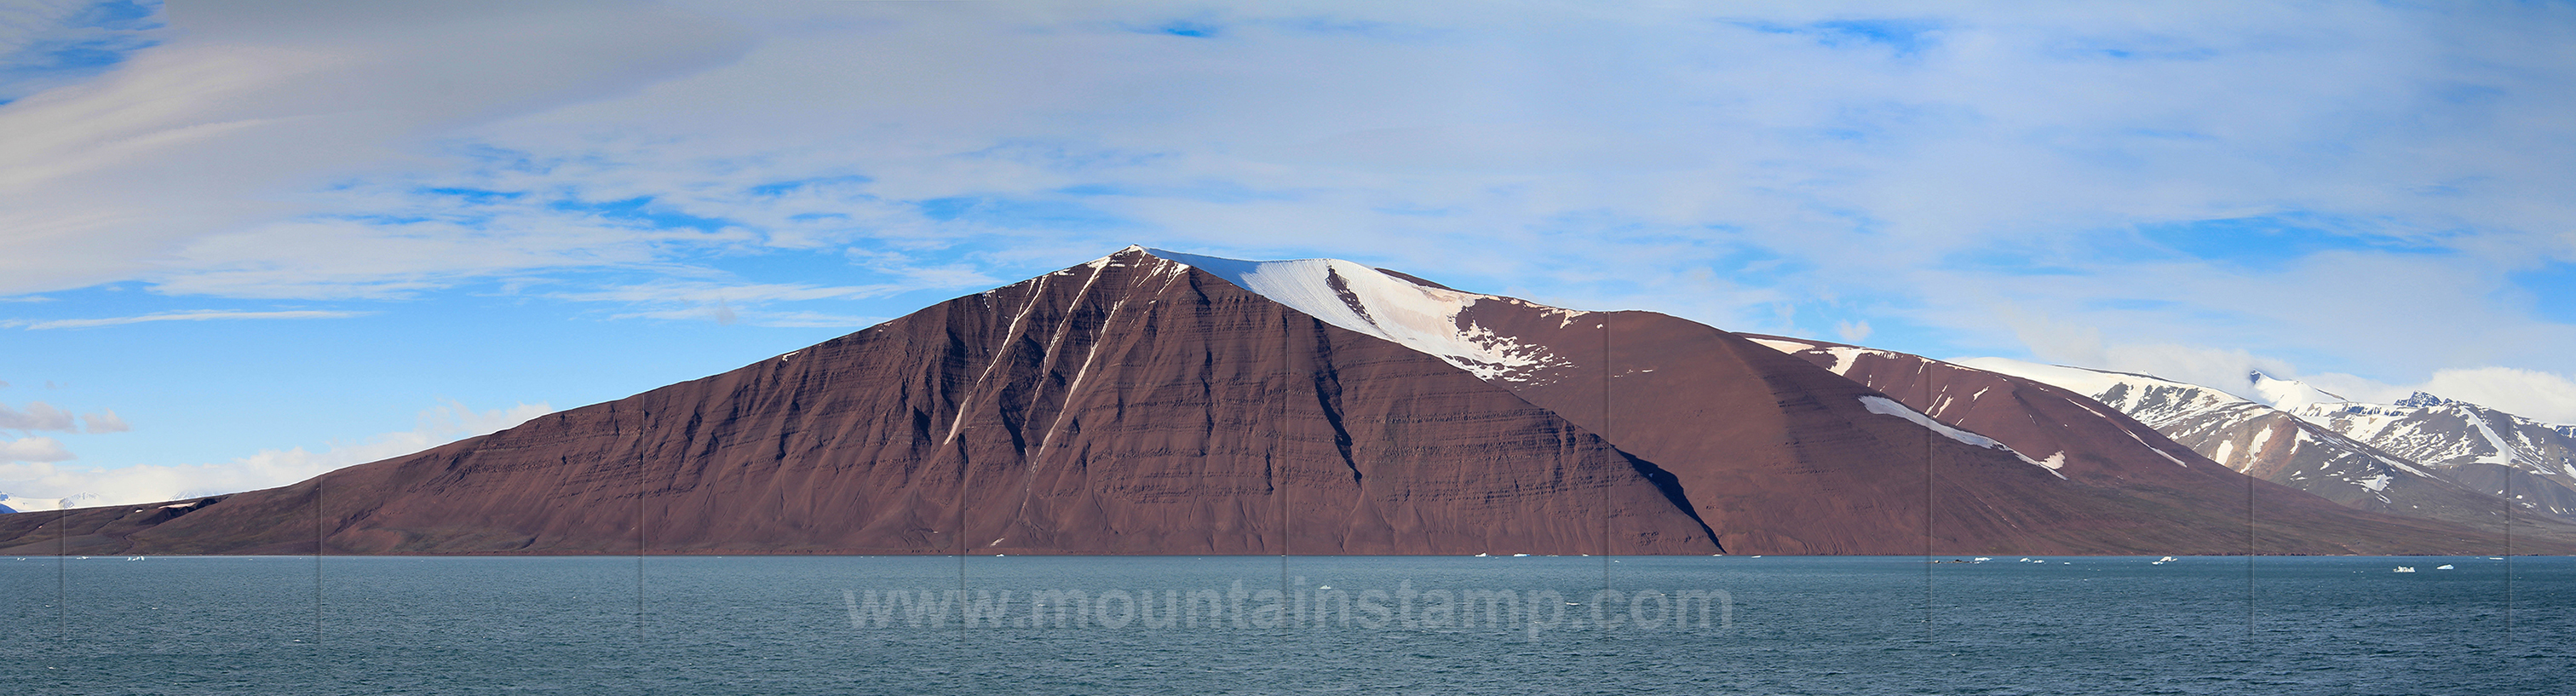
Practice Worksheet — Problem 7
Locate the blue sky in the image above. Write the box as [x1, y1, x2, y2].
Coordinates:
[6, 1, 2576, 505]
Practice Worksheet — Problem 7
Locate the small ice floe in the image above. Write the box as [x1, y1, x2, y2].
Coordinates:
[2019, 558, 2033, 562]
[1318, 585, 1332, 590]
[2394, 567, 2417, 572]
[2436, 565, 2455, 570]
[1974, 557, 1992, 562]
[1473, 553, 1489, 557]
[2158, 556, 2178, 562]
[1511, 554, 1530, 557]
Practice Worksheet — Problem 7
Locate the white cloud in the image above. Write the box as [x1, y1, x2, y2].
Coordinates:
[1835, 319, 1872, 343]
[0, 0, 160, 101]
[2298, 367, 2576, 426]
[0, 1, 752, 295]
[1, 435, 73, 463]
[82, 407, 127, 433]
[7, 308, 368, 330]
[0, 399, 551, 506]
[0, 400, 76, 432]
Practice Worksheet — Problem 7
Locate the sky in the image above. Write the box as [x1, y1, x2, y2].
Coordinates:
[6, 0, 2576, 507]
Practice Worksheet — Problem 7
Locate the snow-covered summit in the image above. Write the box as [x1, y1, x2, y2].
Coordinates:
[0, 493, 65, 514]
[2394, 392, 2452, 408]
[2247, 371, 2349, 411]
[2288, 394, 2576, 500]
[1146, 248, 1587, 383]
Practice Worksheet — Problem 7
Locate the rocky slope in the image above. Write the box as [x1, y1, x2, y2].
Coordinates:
[1955, 359, 2576, 543]
[2289, 393, 2576, 521]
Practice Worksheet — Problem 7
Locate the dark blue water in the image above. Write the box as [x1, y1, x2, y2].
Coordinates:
[3, 555, 2566, 694]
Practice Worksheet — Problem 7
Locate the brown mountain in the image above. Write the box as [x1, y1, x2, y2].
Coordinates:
[1, 247, 2554, 555]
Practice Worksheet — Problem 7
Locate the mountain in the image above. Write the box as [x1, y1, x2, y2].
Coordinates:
[0, 493, 74, 514]
[1157, 252, 2540, 553]
[2099, 369, 2576, 523]
[0, 247, 2554, 555]
[1743, 337, 2576, 551]
[2287, 394, 2576, 521]
[3, 248, 1715, 556]
[1956, 358, 2576, 543]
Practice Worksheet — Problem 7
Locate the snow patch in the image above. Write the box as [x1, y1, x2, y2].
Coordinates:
[1746, 337, 1817, 354]
[2248, 371, 2348, 411]
[1856, 396, 2062, 479]
[1820, 346, 1868, 375]
[2464, 411, 2523, 466]
[1149, 249, 1579, 383]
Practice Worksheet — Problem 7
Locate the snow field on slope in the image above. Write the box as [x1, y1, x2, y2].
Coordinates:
[1147, 249, 1581, 383]
[1857, 395, 2063, 480]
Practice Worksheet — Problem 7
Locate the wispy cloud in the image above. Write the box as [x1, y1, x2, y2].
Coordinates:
[0, 400, 76, 432]
[555, 280, 913, 305]
[0, 1, 750, 296]
[0, 0, 164, 101]
[7, 308, 369, 330]
[0, 435, 73, 463]
[81, 407, 126, 433]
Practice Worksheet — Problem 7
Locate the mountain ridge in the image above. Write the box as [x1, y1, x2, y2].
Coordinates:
[3, 247, 2560, 555]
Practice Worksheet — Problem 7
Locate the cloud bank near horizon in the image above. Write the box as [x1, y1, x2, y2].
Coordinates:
[0, 399, 549, 506]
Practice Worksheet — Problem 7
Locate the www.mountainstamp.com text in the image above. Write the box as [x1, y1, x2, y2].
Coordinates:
[842, 578, 1730, 638]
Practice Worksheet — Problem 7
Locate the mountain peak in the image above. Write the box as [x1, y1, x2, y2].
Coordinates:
[2394, 391, 2452, 408]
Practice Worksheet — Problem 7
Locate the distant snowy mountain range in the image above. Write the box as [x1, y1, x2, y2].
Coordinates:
[0, 493, 76, 514]
[1951, 360, 2576, 526]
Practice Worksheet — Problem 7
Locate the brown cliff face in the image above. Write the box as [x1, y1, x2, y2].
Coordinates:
[0, 248, 2553, 555]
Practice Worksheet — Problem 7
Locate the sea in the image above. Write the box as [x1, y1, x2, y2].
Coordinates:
[2, 555, 2565, 694]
